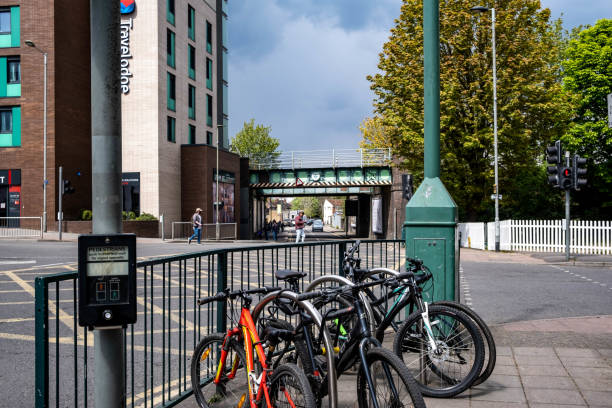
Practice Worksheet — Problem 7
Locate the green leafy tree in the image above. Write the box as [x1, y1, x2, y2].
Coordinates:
[291, 197, 321, 218]
[230, 119, 281, 168]
[561, 19, 612, 218]
[367, 0, 571, 221]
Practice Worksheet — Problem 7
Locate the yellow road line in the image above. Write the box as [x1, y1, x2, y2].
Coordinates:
[0, 317, 35, 323]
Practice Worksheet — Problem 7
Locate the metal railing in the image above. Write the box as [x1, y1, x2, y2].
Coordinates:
[249, 148, 393, 170]
[34, 239, 404, 408]
[171, 222, 237, 241]
[0, 216, 43, 239]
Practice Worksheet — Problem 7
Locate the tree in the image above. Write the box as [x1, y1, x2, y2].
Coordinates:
[230, 119, 281, 168]
[366, 0, 571, 221]
[561, 19, 612, 218]
[291, 197, 321, 218]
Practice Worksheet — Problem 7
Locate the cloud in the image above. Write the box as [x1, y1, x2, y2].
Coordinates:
[539, 0, 612, 30]
[228, 2, 395, 150]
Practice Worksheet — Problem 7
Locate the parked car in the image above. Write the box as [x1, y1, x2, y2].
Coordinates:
[311, 219, 324, 232]
[306, 219, 314, 226]
[282, 219, 292, 227]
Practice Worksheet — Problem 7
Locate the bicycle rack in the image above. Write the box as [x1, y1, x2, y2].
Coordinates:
[251, 291, 338, 408]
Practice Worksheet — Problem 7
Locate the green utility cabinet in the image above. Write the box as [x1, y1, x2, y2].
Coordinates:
[404, 177, 458, 302]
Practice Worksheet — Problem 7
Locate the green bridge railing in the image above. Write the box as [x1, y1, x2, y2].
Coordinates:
[34, 239, 404, 408]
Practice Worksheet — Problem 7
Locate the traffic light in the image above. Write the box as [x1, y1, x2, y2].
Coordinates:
[559, 167, 573, 190]
[402, 174, 413, 200]
[572, 154, 587, 190]
[546, 140, 561, 187]
[63, 179, 75, 195]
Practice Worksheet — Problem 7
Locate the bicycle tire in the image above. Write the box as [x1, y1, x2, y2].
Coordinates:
[269, 363, 317, 408]
[432, 300, 496, 386]
[356, 347, 426, 408]
[393, 305, 485, 398]
[190, 333, 249, 408]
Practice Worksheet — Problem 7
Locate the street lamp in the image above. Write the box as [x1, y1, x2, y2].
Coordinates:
[215, 124, 223, 240]
[470, 6, 500, 252]
[25, 40, 48, 233]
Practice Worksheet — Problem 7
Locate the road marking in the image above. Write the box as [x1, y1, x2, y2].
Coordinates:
[0, 260, 36, 265]
[0, 317, 34, 323]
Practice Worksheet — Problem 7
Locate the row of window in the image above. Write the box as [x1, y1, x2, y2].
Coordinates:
[166, 73, 213, 121]
[166, 117, 213, 145]
[167, 0, 213, 53]
[167, 29, 213, 88]
[0, 7, 19, 48]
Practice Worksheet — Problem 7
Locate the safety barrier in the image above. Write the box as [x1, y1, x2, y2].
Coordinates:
[34, 239, 404, 407]
[0, 216, 42, 239]
[171, 222, 237, 241]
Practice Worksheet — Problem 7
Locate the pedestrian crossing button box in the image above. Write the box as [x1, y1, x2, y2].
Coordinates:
[78, 234, 137, 328]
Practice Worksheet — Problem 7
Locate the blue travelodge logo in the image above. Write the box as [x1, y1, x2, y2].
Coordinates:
[121, 0, 135, 14]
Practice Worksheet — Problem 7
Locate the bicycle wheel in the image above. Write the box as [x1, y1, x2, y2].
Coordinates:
[393, 305, 485, 398]
[269, 363, 317, 408]
[190, 333, 249, 408]
[356, 347, 426, 408]
[432, 300, 496, 386]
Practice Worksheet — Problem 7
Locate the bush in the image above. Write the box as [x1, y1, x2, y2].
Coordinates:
[134, 212, 157, 221]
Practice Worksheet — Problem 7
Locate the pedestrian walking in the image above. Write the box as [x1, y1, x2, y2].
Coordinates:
[188, 208, 203, 244]
[272, 220, 279, 241]
[294, 211, 306, 243]
[264, 221, 270, 240]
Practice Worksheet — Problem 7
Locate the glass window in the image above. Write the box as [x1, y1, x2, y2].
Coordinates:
[206, 21, 212, 54]
[206, 131, 213, 145]
[167, 72, 176, 111]
[206, 58, 212, 90]
[167, 116, 175, 142]
[188, 85, 196, 119]
[0, 11, 10, 34]
[189, 45, 196, 79]
[7, 58, 19, 84]
[0, 108, 12, 133]
[207, 94, 213, 126]
[167, 0, 175, 25]
[189, 125, 196, 144]
[188, 5, 195, 41]
[167, 29, 175, 68]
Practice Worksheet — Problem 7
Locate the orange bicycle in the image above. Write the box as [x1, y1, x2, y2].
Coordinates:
[190, 286, 316, 408]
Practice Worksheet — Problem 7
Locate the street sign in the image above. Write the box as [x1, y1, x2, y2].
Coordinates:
[490, 194, 502, 200]
[608, 93, 612, 128]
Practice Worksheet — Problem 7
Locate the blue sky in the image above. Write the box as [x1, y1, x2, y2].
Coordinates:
[227, 1, 612, 152]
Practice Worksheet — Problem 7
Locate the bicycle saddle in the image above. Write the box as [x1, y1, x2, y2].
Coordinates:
[275, 269, 307, 281]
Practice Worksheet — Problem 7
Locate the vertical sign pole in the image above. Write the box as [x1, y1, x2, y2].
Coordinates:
[565, 151, 570, 261]
[491, 8, 500, 252]
[58, 166, 62, 240]
[216, 125, 221, 240]
[91, 1, 124, 407]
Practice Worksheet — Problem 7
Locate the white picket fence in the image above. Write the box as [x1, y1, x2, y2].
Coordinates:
[459, 219, 612, 254]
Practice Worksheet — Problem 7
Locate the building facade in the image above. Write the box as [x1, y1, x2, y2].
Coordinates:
[0, 0, 236, 235]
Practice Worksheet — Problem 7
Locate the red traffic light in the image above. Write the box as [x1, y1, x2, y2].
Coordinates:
[563, 168, 571, 177]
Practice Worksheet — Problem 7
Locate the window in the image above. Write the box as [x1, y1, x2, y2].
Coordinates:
[189, 125, 196, 144]
[206, 58, 212, 90]
[207, 94, 213, 126]
[206, 21, 212, 53]
[0, 10, 10, 34]
[188, 45, 196, 80]
[167, 0, 175, 25]
[0, 108, 11, 132]
[167, 29, 175, 68]
[167, 116, 175, 142]
[206, 131, 213, 145]
[188, 5, 195, 41]
[0, 7, 19, 48]
[167, 72, 176, 111]
[7, 57, 19, 84]
[188, 85, 196, 119]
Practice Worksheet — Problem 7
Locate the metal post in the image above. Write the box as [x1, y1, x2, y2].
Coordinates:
[423, 0, 440, 178]
[91, 0, 124, 407]
[491, 8, 500, 252]
[565, 151, 570, 261]
[58, 166, 62, 240]
[216, 125, 222, 240]
[160, 213, 164, 240]
[43, 53, 48, 233]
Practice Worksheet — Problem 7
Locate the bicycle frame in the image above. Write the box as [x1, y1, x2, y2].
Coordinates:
[215, 306, 273, 408]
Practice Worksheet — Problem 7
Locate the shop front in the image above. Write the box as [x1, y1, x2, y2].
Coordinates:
[0, 169, 21, 227]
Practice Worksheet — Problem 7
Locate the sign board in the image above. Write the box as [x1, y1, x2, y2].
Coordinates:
[490, 194, 503, 200]
[608, 93, 612, 128]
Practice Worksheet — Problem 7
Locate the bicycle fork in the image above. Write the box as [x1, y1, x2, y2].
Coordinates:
[420, 302, 438, 353]
[358, 337, 401, 408]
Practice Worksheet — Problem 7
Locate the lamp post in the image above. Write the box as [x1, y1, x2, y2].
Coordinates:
[25, 40, 48, 233]
[215, 124, 223, 240]
[470, 5, 499, 252]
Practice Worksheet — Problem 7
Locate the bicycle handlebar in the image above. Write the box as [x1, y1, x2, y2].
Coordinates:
[297, 272, 414, 301]
[197, 286, 281, 305]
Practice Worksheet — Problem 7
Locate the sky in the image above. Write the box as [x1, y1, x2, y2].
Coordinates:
[227, 1, 612, 152]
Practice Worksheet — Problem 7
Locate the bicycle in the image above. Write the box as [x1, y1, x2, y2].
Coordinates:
[190, 286, 316, 408]
[255, 270, 427, 408]
[311, 241, 489, 397]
